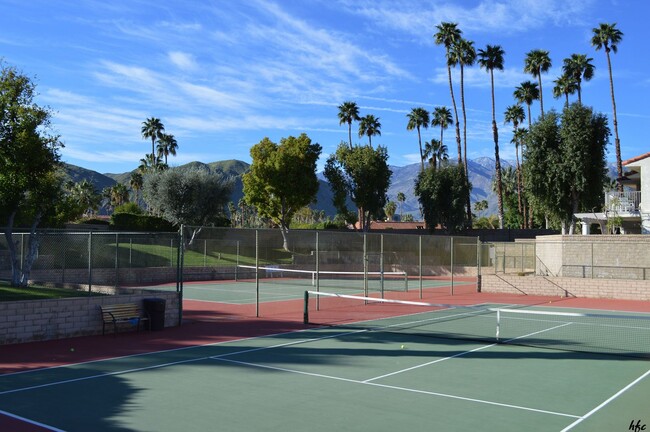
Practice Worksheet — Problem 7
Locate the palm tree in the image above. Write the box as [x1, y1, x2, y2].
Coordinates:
[513, 81, 539, 129]
[478, 44, 506, 229]
[338, 101, 360, 149]
[434, 22, 463, 165]
[358, 114, 381, 147]
[562, 54, 595, 104]
[396, 192, 406, 220]
[449, 38, 476, 173]
[592, 22, 624, 191]
[141, 117, 165, 168]
[552, 73, 579, 107]
[431, 106, 454, 152]
[156, 133, 178, 165]
[130, 171, 143, 202]
[406, 107, 430, 172]
[504, 105, 525, 217]
[424, 139, 448, 170]
[523, 49, 552, 119]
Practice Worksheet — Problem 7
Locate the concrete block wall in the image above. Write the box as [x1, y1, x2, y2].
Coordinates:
[0, 291, 180, 344]
[481, 274, 650, 301]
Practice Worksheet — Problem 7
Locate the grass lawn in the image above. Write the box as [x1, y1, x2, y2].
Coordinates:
[0, 281, 103, 302]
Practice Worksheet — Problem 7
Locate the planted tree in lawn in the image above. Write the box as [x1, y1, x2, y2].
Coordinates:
[324, 143, 392, 232]
[242, 133, 322, 251]
[143, 167, 233, 246]
[0, 63, 64, 287]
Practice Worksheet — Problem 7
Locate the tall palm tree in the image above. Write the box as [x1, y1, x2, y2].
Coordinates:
[592, 22, 624, 191]
[552, 73, 579, 107]
[141, 117, 165, 168]
[397, 192, 406, 220]
[512, 127, 529, 228]
[358, 114, 381, 147]
[450, 37, 477, 225]
[478, 44, 506, 229]
[513, 81, 539, 129]
[504, 105, 525, 220]
[523, 49, 552, 119]
[406, 107, 430, 172]
[562, 54, 595, 104]
[337, 101, 360, 149]
[434, 22, 463, 165]
[431, 106, 454, 151]
[449, 38, 476, 174]
[156, 133, 178, 165]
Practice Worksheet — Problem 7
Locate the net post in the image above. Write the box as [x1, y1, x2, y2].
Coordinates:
[255, 229, 259, 318]
[303, 291, 309, 324]
[495, 309, 500, 343]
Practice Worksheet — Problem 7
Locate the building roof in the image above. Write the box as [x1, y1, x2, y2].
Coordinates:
[623, 151, 650, 166]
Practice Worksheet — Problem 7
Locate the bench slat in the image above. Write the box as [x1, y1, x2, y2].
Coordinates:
[100, 303, 150, 336]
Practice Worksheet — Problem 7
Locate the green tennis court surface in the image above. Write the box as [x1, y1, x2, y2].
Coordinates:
[1, 302, 649, 431]
[145, 277, 474, 304]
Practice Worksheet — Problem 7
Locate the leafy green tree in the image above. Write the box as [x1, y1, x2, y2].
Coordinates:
[423, 139, 448, 170]
[523, 104, 609, 233]
[66, 180, 101, 217]
[103, 183, 130, 209]
[358, 114, 381, 147]
[130, 171, 144, 202]
[562, 54, 595, 105]
[434, 22, 463, 167]
[156, 133, 178, 165]
[473, 200, 488, 216]
[552, 73, 579, 107]
[492, 166, 522, 228]
[141, 117, 165, 168]
[243, 133, 322, 250]
[524, 49, 552, 119]
[324, 143, 392, 231]
[513, 81, 539, 129]
[431, 106, 454, 158]
[415, 164, 470, 233]
[592, 22, 623, 191]
[143, 167, 233, 245]
[337, 101, 360, 149]
[0, 63, 64, 286]
[406, 107, 430, 172]
[478, 44, 506, 229]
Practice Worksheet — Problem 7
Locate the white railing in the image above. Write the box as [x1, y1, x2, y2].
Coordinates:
[605, 190, 641, 213]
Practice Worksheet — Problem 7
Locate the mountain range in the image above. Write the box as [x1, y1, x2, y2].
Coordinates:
[63, 158, 518, 219]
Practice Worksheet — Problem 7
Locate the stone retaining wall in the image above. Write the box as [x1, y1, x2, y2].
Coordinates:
[0, 290, 180, 344]
[481, 274, 650, 300]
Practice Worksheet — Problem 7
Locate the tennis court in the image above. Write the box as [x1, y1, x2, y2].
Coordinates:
[148, 264, 477, 305]
[1, 291, 649, 432]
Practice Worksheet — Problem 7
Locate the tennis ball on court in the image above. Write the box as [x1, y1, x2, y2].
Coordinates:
[70, 348, 75, 352]
[400, 344, 406, 350]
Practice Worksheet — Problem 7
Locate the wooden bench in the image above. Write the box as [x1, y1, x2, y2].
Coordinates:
[100, 303, 150, 336]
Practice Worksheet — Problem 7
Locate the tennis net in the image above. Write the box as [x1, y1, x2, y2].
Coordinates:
[237, 265, 408, 292]
[303, 291, 650, 359]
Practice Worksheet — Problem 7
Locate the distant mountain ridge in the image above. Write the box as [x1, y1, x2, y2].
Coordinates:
[63, 158, 617, 219]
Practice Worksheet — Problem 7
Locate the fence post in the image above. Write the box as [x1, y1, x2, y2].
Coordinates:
[255, 229, 259, 317]
[476, 237, 481, 293]
[450, 237, 454, 295]
[591, 242, 594, 279]
[380, 234, 384, 298]
[315, 231, 320, 310]
[418, 235, 423, 299]
[87, 231, 93, 293]
[115, 233, 119, 289]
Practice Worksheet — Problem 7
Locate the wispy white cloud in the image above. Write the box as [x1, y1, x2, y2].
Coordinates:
[168, 51, 198, 71]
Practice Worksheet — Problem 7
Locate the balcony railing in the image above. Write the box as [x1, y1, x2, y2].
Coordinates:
[605, 190, 641, 213]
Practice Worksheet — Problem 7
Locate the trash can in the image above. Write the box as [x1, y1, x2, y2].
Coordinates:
[143, 298, 166, 331]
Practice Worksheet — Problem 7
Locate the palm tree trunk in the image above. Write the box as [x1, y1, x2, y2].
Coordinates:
[151, 137, 156, 167]
[446, 63, 462, 165]
[515, 145, 522, 223]
[417, 128, 424, 172]
[460, 64, 472, 225]
[577, 83, 582, 105]
[526, 104, 532, 130]
[606, 49, 623, 192]
[348, 122, 353, 150]
[537, 69, 544, 119]
[490, 70, 504, 229]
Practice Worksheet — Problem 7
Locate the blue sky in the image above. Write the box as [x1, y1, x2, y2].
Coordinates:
[1, 0, 648, 174]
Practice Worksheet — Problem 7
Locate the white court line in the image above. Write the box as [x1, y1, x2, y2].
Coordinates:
[0, 327, 368, 395]
[0, 409, 66, 432]
[214, 357, 580, 419]
[364, 321, 573, 383]
[560, 367, 650, 432]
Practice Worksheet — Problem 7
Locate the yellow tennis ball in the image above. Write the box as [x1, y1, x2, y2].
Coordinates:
[400, 344, 405, 349]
